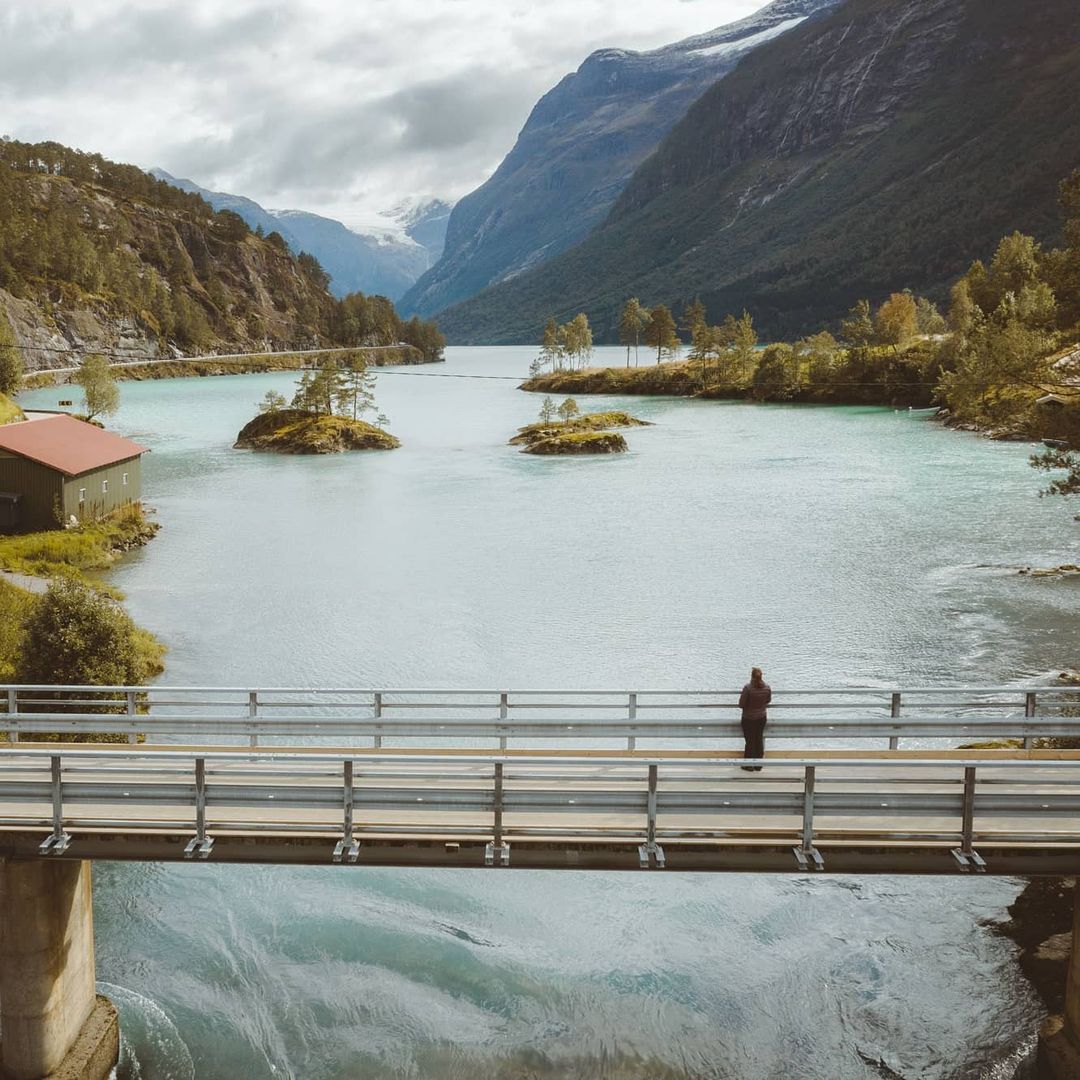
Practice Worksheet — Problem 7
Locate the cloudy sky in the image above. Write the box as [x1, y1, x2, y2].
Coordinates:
[0, 0, 764, 229]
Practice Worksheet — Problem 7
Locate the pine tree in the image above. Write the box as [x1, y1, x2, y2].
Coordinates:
[644, 305, 678, 364]
[618, 299, 649, 367]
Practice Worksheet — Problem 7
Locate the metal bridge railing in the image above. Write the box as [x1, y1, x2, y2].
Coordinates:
[2, 684, 1079, 749]
[3, 745, 1080, 872]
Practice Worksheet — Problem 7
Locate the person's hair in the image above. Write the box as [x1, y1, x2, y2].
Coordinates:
[750, 667, 764, 689]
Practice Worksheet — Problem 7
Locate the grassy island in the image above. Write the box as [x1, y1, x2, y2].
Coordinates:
[234, 409, 400, 454]
[524, 430, 628, 455]
[509, 410, 650, 447]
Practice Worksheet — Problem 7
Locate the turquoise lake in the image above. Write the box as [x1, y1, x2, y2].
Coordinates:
[19, 344, 1080, 1079]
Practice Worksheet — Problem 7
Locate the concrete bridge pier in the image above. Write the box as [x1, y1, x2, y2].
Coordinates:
[0, 859, 118, 1080]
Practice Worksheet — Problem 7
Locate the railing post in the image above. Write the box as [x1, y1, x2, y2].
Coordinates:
[889, 692, 901, 750]
[249, 691, 258, 749]
[7, 686, 17, 744]
[485, 762, 508, 866]
[373, 692, 382, 749]
[627, 692, 637, 751]
[793, 765, 823, 870]
[499, 692, 508, 750]
[1024, 691, 1037, 750]
[638, 764, 664, 868]
[126, 690, 138, 744]
[184, 757, 213, 859]
[952, 766, 985, 871]
[333, 760, 360, 862]
[38, 754, 71, 854]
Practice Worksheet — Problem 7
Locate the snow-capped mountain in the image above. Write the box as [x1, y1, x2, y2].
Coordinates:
[399, 0, 841, 317]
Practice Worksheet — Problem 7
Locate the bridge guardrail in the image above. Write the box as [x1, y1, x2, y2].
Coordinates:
[3, 745, 1080, 872]
[3, 684, 1080, 750]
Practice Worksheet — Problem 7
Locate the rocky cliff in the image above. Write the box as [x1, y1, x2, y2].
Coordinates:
[399, 0, 840, 319]
[434, 0, 1080, 344]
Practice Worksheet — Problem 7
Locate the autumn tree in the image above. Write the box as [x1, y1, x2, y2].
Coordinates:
[874, 292, 919, 349]
[644, 305, 678, 364]
[77, 353, 119, 422]
[538, 397, 557, 424]
[841, 300, 875, 350]
[538, 317, 562, 371]
[557, 397, 580, 423]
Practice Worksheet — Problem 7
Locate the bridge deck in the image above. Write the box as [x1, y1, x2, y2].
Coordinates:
[3, 744, 1080, 875]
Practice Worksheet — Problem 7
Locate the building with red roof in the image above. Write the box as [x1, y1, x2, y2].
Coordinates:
[0, 414, 148, 533]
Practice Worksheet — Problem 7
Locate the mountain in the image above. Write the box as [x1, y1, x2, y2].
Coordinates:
[0, 141, 443, 371]
[434, 0, 1080, 344]
[151, 171, 449, 301]
[389, 199, 454, 261]
[399, 0, 840, 319]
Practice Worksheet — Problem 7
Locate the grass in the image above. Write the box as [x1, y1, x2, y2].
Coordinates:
[0, 503, 158, 578]
[0, 392, 25, 424]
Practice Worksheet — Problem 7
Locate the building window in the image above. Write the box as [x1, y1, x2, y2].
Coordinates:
[122, 472, 129, 486]
[102, 479, 109, 494]
[78, 488, 86, 504]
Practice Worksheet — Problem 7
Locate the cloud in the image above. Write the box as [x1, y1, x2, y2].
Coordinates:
[0, 0, 764, 221]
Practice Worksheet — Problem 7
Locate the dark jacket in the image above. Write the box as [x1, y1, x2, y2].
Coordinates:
[739, 682, 772, 722]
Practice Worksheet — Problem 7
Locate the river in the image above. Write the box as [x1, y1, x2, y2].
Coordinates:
[19, 345, 1080, 1079]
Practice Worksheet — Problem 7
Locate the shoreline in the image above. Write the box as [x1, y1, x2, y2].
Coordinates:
[22, 345, 439, 389]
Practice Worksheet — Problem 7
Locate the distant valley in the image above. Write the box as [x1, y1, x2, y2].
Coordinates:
[152, 169, 452, 302]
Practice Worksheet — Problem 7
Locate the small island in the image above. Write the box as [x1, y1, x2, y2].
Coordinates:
[511, 398, 651, 455]
[234, 409, 399, 453]
[525, 430, 628, 455]
[234, 358, 399, 454]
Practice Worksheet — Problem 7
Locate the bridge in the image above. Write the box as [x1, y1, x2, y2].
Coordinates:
[3, 683, 1080, 1078]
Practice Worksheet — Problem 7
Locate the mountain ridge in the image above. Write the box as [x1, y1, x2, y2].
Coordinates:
[399, 0, 841, 318]
[432, 0, 1080, 344]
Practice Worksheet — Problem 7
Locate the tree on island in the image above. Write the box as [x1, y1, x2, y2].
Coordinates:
[644, 305, 678, 364]
[679, 297, 707, 341]
[538, 397, 557, 424]
[77, 353, 119, 422]
[538, 317, 563, 372]
[557, 397, 581, 423]
[258, 390, 288, 414]
[289, 357, 387, 426]
[562, 313, 593, 371]
[618, 299, 650, 368]
[0, 312, 22, 396]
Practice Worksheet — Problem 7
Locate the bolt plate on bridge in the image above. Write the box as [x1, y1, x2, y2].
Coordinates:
[332, 839, 360, 864]
[793, 846, 824, 871]
[639, 843, 666, 870]
[951, 848, 986, 873]
[485, 842, 510, 867]
[183, 837, 214, 860]
[39, 832, 72, 856]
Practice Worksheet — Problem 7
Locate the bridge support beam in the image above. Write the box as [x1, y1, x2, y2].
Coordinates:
[0, 859, 118, 1080]
[1039, 883, 1080, 1079]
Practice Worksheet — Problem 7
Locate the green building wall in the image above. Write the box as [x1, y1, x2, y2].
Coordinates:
[0, 452, 142, 533]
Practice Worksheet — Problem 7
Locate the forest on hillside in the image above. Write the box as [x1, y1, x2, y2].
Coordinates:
[0, 140, 444, 362]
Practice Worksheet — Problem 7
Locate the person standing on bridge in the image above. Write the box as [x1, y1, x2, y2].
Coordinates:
[739, 667, 771, 772]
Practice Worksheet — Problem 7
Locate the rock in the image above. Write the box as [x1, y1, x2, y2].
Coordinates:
[234, 410, 400, 454]
[523, 431, 628, 455]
